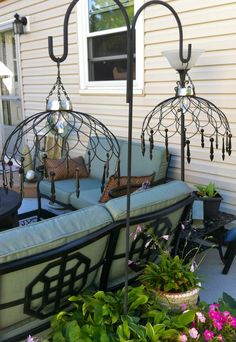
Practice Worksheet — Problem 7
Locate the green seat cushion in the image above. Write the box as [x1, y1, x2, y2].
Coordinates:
[104, 180, 192, 221]
[70, 187, 103, 209]
[39, 179, 77, 204]
[39, 178, 101, 205]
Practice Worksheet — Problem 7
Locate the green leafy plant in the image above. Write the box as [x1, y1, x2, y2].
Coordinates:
[132, 226, 201, 294]
[195, 182, 219, 198]
[48, 285, 195, 342]
[29, 291, 236, 341]
[139, 255, 200, 293]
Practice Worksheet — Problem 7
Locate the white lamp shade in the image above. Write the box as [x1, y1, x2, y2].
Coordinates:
[162, 49, 204, 70]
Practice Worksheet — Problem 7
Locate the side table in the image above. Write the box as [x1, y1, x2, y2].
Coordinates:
[176, 212, 236, 274]
[0, 187, 22, 229]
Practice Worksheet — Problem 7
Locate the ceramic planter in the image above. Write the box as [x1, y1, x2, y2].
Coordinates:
[155, 287, 200, 311]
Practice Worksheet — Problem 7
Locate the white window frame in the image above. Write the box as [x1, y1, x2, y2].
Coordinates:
[77, 0, 144, 95]
[0, 19, 24, 151]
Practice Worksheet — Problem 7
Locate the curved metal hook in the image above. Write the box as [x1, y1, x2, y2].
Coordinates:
[48, 0, 131, 64]
[48, 0, 80, 63]
[132, 0, 191, 64]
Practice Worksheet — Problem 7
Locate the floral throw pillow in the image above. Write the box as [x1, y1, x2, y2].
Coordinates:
[46, 156, 89, 180]
[99, 173, 155, 203]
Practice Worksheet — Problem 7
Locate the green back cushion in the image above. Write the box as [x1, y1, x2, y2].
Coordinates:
[119, 140, 168, 182]
[105, 180, 191, 221]
[84, 136, 121, 180]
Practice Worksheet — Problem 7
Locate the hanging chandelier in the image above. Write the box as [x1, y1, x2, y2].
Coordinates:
[141, 49, 232, 180]
[1, 60, 120, 197]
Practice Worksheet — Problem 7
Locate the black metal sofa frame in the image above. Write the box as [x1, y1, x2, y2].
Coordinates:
[0, 193, 194, 342]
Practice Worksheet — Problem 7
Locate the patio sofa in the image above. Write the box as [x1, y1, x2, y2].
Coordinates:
[0, 180, 194, 342]
[37, 137, 170, 213]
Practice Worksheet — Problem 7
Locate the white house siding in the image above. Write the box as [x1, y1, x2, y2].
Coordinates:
[0, 0, 236, 213]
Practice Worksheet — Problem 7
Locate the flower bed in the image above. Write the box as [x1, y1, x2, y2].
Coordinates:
[27, 288, 236, 342]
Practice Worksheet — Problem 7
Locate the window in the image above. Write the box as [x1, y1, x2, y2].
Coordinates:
[0, 21, 23, 152]
[78, 0, 144, 93]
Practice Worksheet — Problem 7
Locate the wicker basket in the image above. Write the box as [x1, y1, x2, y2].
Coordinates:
[155, 287, 200, 311]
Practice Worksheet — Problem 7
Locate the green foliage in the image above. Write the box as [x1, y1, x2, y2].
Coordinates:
[34, 290, 236, 342]
[195, 182, 218, 197]
[139, 255, 200, 293]
[218, 292, 236, 316]
[135, 230, 201, 294]
[49, 285, 196, 342]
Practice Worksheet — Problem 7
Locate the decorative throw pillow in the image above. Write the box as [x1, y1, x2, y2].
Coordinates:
[46, 156, 89, 180]
[99, 173, 155, 203]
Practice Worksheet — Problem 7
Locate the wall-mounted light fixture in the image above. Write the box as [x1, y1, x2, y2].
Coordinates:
[13, 13, 28, 35]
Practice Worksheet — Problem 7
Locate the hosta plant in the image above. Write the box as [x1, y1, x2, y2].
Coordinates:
[49, 285, 195, 342]
[133, 225, 202, 293]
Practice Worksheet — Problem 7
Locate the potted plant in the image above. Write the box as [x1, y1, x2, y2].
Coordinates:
[194, 182, 222, 219]
[134, 227, 202, 312]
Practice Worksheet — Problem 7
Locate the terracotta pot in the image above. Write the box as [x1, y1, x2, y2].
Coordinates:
[155, 287, 200, 311]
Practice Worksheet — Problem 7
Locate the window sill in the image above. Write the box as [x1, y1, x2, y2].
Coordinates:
[79, 87, 143, 95]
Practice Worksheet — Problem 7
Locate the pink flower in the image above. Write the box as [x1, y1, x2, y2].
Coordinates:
[181, 303, 188, 311]
[145, 238, 153, 248]
[130, 224, 143, 240]
[217, 335, 223, 341]
[196, 311, 206, 323]
[180, 334, 188, 342]
[161, 234, 169, 241]
[223, 311, 231, 317]
[209, 304, 219, 311]
[229, 317, 236, 328]
[208, 310, 221, 321]
[190, 261, 197, 272]
[213, 320, 223, 330]
[27, 336, 35, 342]
[189, 327, 199, 339]
[203, 330, 214, 341]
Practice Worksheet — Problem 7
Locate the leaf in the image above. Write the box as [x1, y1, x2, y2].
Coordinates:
[101, 330, 111, 342]
[117, 323, 130, 341]
[56, 311, 71, 321]
[52, 330, 66, 342]
[69, 295, 80, 302]
[173, 310, 195, 328]
[161, 328, 179, 339]
[129, 295, 148, 311]
[222, 292, 236, 309]
[94, 291, 107, 300]
[145, 322, 155, 339]
[64, 321, 81, 342]
[94, 304, 103, 325]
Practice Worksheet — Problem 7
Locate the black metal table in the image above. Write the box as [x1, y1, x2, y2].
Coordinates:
[177, 212, 236, 274]
[0, 187, 22, 229]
